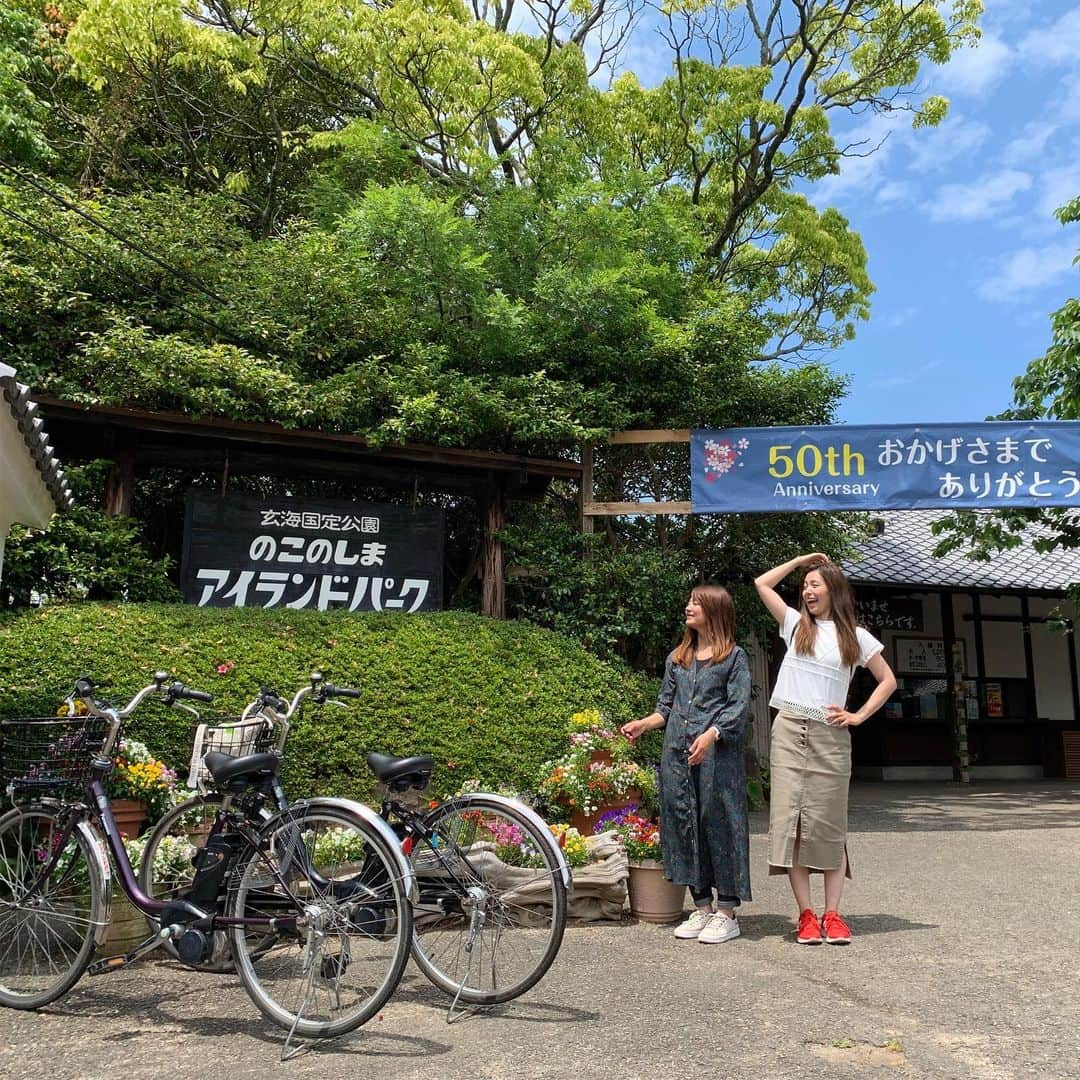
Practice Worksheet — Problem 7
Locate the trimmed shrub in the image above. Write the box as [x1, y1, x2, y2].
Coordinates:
[0, 604, 655, 803]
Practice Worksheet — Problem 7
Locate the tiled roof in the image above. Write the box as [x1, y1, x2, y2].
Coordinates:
[0, 364, 72, 512]
[842, 509, 1080, 593]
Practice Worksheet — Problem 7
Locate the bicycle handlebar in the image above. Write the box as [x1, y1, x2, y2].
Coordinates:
[170, 683, 213, 704]
[324, 685, 361, 699]
[72, 672, 214, 719]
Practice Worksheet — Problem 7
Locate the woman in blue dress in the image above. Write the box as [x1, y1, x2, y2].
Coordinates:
[622, 585, 752, 944]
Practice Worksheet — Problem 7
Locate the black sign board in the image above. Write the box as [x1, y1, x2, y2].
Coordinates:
[856, 594, 924, 633]
[181, 493, 443, 612]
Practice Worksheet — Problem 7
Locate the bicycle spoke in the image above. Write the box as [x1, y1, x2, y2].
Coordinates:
[408, 799, 567, 1005]
[229, 806, 411, 1039]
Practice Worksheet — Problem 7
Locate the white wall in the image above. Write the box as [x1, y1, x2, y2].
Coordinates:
[1028, 596, 1077, 723]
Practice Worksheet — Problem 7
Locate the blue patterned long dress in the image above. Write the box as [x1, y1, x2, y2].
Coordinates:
[655, 646, 753, 902]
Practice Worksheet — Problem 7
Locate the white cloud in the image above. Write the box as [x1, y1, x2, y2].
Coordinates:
[1018, 8, 1080, 66]
[1056, 70, 1080, 123]
[875, 180, 912, 207]
[1001, 121, 1058, 165]
[1037, 163, 1080, 219]
[909, 116, 992, 172]
[935, 34, 1013, 97]
[925, 169, 1033, 223]
[977, 239, 1079, 301]
[811, 110, 909, 204]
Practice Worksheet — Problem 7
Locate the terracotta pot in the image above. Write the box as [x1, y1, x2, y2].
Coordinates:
[569, 790, 641, 838]
[110, 799, 148, 840]
[627, 859, 687, 924]
[588, 749, 614, 767]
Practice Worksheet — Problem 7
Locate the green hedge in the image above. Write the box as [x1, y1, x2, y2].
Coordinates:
[0, 604, 656, 803]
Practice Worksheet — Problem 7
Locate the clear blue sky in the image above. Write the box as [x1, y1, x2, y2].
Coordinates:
[615, 2, 1080, 425]
[818, 1, 1080, 424]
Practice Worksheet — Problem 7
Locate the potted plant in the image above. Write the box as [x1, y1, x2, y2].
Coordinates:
[105, 738, 178, 838]
[567, 710, 630, 767]
[602, 807, 687, 924]
[538, 750, 657, 835]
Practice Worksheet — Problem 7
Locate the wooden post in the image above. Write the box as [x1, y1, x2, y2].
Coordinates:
[580, 443, 594, 534]
[104, 445, 136, 517]
[480, 482, 506, 619]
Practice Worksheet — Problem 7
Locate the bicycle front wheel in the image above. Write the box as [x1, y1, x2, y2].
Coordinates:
[409, 796, 568, 1004]
[228, 802, 412, 1039]
[137, 794, 232, 970]
[0, 805, 105, 1009]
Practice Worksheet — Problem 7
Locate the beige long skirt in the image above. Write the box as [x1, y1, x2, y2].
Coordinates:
[767, 711, 853, 877]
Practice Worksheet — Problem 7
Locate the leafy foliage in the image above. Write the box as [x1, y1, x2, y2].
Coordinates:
[1, 461, 177, 607]
[0, 603, 656, 803]
[0, 0, 983, 654]
[932, 195, 1079, 602]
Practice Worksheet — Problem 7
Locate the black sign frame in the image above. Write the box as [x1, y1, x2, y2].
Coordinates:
[180, 492, 444, 613]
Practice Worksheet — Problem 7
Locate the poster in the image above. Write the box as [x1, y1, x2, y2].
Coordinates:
[181, 493, 444, 613]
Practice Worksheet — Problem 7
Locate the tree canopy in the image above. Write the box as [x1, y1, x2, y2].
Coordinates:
[932, 195, 1080, 602]
[0, 0, 983, 663]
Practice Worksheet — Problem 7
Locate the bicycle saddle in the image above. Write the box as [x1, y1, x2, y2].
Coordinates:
[203, 750, 281, 790]
[366, 752, 434, 792]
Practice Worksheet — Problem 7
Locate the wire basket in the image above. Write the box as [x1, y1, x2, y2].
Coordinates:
[0, 715, 114, 799]
[187, 717, 274, 790]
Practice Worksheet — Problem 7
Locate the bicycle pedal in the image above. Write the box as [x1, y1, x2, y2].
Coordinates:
[87, 954, 129, 976]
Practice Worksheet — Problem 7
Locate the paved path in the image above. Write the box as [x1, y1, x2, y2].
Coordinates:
[2, 782, 1078, 1079]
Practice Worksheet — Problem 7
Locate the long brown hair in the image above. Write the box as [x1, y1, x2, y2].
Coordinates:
[793, 561, 861, 667]
[673, 585, 736, 668]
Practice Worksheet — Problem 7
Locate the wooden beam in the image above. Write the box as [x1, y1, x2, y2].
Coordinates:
[35, 396, 582, 479]
[583, 500, 692, 516]
[580, 443, 594, 534]
[607, 429, 690, 445]
[104, 446, 135, 517]
[480, 483, 506, 618]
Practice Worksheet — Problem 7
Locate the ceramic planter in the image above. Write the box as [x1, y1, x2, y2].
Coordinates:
[627, 859, 687, 923]
[110, 799, 148, 840]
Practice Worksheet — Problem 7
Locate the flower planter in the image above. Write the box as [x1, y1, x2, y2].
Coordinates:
[588, 748, 614, 768]
[111, 799, 148, 840]
[627, 859, 687, 924]
[570, 789, 641, 838]
[101, 888, 148, 955]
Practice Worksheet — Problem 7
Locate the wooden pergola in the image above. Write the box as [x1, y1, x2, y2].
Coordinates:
[35, 397, 583, 618]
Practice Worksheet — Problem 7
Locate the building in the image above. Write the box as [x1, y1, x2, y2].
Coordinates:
[746, 511, 1080, 781]
[843, 510, 1080, 780]
[0, 364, 71, 582]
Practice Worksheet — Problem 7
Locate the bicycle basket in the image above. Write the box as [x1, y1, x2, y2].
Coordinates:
[0, 715, 113, 799]
[187, 717, 274, 789]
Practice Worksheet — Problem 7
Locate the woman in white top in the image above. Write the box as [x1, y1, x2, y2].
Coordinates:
[755, 553, 896, 945]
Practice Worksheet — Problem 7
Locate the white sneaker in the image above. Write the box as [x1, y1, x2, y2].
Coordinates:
[697, 913, 740, 944]
[673, 908, 713, 939]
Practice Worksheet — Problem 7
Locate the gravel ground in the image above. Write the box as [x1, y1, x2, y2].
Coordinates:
[2, 781, 1078, 1080]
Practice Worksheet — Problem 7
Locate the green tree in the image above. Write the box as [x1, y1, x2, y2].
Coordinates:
[932, 197, 1080, 600]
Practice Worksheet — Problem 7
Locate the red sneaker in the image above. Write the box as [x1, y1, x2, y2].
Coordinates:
[822, 910, 851, 945]
[796, 908, 822, 945]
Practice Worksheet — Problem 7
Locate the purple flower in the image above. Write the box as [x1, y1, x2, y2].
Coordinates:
[592, 803, 639, 834]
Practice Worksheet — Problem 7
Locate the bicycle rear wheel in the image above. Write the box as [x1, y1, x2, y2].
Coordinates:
[409, 796, 568, 1004]
[0, 805, 104, 1009]
[228, 802, 412, 1039]
[137, 794, 232, 970]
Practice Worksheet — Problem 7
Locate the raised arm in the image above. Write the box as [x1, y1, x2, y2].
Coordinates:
[754, 553, 829, 624]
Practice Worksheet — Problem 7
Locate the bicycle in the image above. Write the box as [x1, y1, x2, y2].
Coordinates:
[141, 673, 572, 1010]
[0, 673, 415, 1041]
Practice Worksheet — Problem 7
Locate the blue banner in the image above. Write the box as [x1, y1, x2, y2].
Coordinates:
[691, 422, 1080, 514]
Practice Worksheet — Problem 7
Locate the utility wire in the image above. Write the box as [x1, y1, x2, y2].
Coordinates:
[0, 159, 230, 306]
[0, 201, 267, 351]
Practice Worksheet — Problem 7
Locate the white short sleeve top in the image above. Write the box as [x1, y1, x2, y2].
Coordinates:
[768, 606, 883, 718]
